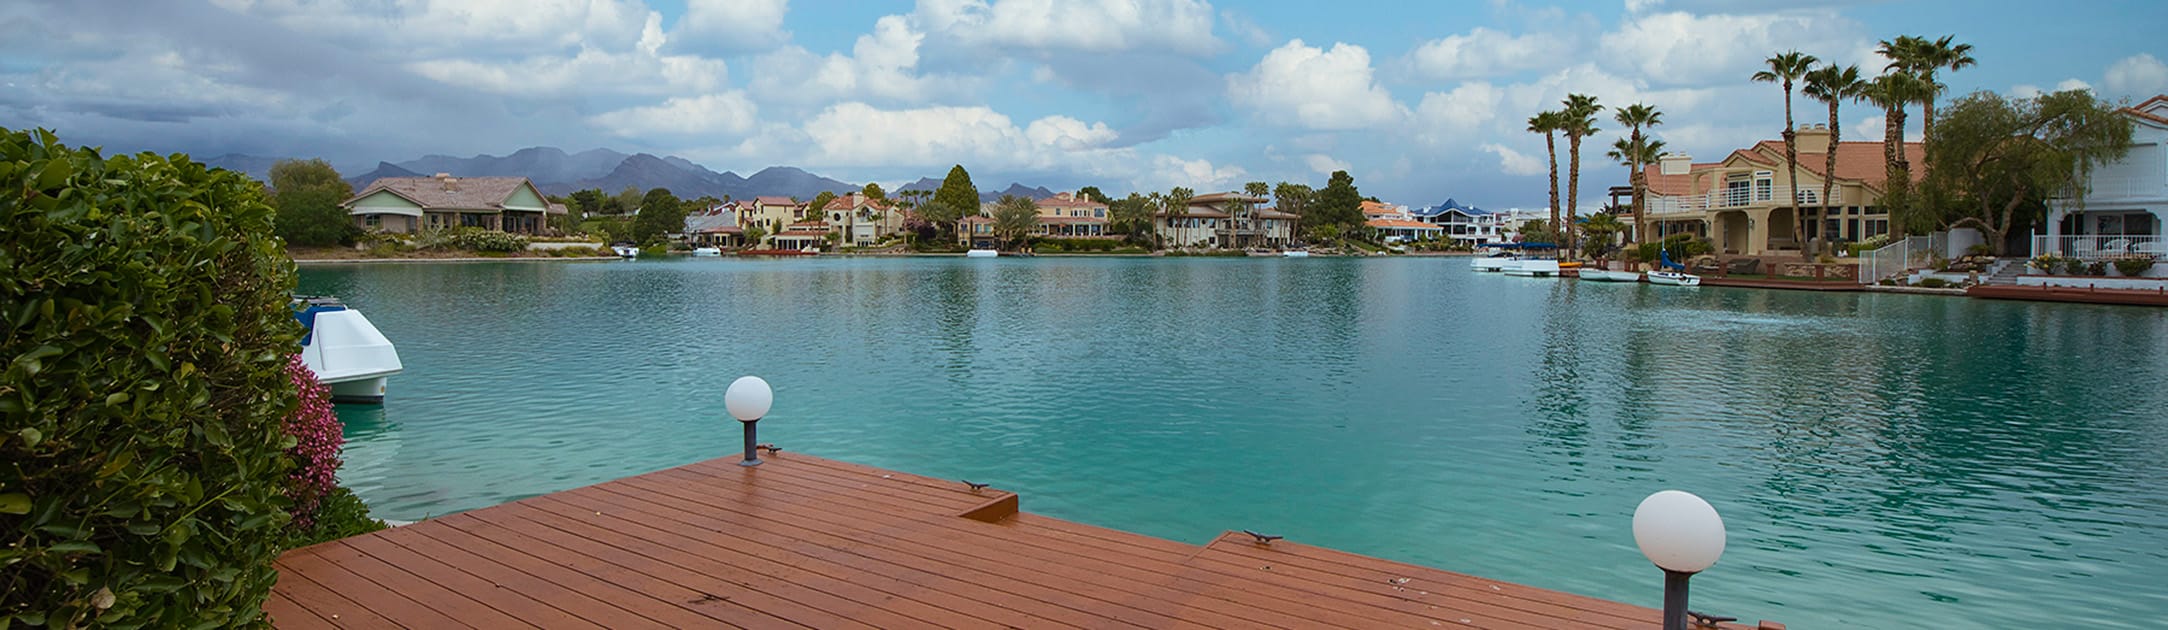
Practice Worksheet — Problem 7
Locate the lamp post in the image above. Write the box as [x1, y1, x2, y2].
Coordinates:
[724, 376, 773, 467]
[1632, 490, 1726, 630]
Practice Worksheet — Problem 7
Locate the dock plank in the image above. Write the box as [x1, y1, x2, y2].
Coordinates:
[270, 452, 1775, 629]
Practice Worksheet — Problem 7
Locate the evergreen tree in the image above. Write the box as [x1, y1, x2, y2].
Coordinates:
[932, 165, 980, 222]
[268, 158, 355, 247]
[630, 188, 685, 244]
[1311, 170, 1363, 235]
[1077, 186, 1112, 205]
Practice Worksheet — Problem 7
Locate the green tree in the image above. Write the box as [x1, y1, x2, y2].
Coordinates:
[1754, 50, 1819, 254]
[1804, 63, 1867, 255]
[862, 182, 886, 201]
[1272, 182, 1315, 244]
[1109, 193, 1154, 241]
[1243, 181, 1270, 247]
[1077, 186, 1112, 205]
[611, 185, 641, 215]
[630, 188, 685, 244]
[1882, 35, 1976, 162]
[1560, 94, 1603, 255]
[932, 165, 980, 229]
[1859, 70, 1937, 235]
[1517, 219, 1553, 243]
[1162, 187, 1195, 248]
[743, 224, 767, 246]
[1311, 171, 1362, 244]
[1527, 111, 1565, 238]
[569, 188, 604, 216]
[1925, 90, 2133, 254]
[991, 194, 1039, 249]
[807, 191, 838, 220]
[1580, 212, 1627, 259]
[1611, 104, 1664, 245]
[268, 158, 356, 247]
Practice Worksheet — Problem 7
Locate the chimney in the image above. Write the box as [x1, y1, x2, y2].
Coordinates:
[1796, 124, 1833, 155]
[1659, 153, 1692, 176]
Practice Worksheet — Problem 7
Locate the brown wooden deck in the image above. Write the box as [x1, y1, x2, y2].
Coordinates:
[269, 453, 1783, 629]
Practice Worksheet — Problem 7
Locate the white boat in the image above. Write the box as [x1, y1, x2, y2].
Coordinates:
[691, 246, 722, 257]
[965, 249, 999, 258]
[1647, 270, 1702, 286]
[295, 297, 403, 404]
[1504, 259, 1561, 277]
[1470, 256, 1510, 272]
[1283, 250, 1311, 258]
[1578, 269, 1642, 282]
[612, 244, 639, 258]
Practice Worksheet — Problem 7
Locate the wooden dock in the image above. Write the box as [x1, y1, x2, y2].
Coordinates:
[268, 453, 1782, 629]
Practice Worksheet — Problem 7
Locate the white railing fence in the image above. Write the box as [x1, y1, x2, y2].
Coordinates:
[2029, 235, 2168, 260]
[1643, 186, 1844, 216]
[1858, 232, 1959, 284]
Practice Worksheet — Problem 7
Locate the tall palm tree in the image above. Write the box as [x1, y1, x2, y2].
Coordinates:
[1859, 71, 1935, 236]
[1147, 191, 1167, 249]
[1560, 94, 1604, 255]
[1244, 181, 1271, 248]
[1753, 50, 1819, 253]
[1612, 103, 1664, 245]
[1527, 111, 1565, 241]
[1164, 187, 1194, 249]
[1803, 63, 1866, 256]
[1881, 35, 1974, 153]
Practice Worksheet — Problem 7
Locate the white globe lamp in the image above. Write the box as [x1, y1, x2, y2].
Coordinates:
[725, 376, 773, 466]
[1632, 490, 1726, 630]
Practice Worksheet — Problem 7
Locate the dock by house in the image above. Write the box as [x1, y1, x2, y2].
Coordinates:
[268, 453, 1781, 629]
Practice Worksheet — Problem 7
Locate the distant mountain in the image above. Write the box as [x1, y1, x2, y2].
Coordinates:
[737, 166, 855, 200]
[894, 178, 1056, 203]
[343, 162, 422, 190]
[203, 153, 282, 182]
[397, 147, 628, 185]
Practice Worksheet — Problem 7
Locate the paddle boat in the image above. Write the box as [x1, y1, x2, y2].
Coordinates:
[692, 246, 722, 256]
[966, 249, 999, 258]
[294, 296, 403, 404]
[1578, 268, 1643, 282]
[611, 243, 639, 258]
[1283, 250, 1311, 258]
[1504, 258, 1561, 278]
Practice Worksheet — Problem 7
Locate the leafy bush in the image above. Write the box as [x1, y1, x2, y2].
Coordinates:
[1035, 238, 1125, 253]
[283, 356, 341, 528]
[446, 227, 529, 252]
[283, 488, 384, 549]
[1965, 243, 1995, 256]
[2, 128, 300, 626]
[2030, 254, 2066, 274]
[2114, 256, 2155, 277]
[1635, 234, 1713, 263]
[1917, 277, 1951, 288]
[2086, 261, 2108, 276]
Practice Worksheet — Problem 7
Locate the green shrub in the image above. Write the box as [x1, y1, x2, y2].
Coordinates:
[2086, 261, 2108, 276]
[1917, 277, 1951, 288]
[1965, 243, 1995, 256]
[1635, 233, 1713, 263]
[2113, 256, 2155, 277]
[281, 488, 385, 550]
[445, 227, 528, 252]
[1035, 237, 1123, 253]
[2, 128, 301, 626]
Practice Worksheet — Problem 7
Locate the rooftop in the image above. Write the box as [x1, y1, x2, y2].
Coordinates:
[346, 175, 565, 214]
[266, 453, 1779, 629]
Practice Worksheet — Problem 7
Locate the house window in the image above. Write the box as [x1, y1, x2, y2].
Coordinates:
[1754, 171, 1773, 202]
[1095, 209, 1105, 218]
[1725, 174, 1752, 207]
[364, 214, 381, 229]
[462, 213, 487, 228]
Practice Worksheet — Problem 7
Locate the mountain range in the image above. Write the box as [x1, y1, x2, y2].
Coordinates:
[204, 147, 1055, 204]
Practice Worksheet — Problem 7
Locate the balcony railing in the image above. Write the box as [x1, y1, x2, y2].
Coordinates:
[2031, 235, 2168, 260]
[1643, 186, 1841, 216]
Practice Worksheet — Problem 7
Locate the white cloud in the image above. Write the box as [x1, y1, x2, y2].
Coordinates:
[1597, 11, 1870, 87]
[407, 45, 728, 96]
[1406, 27, 1565, 80]
[1024, 116, 1117, 149]
[1480, 143, 1548, 176]
[2105, 53, 2168, 98]
[2058, 78, 2095, 93]
[914, 0, 1221, 55]
[1228, 39, 1406, 130]
[210, 0, 653, 56]
[1220, 9, 1272, 48]
[590, 92, 758, 136]
[1413, 82, 1506, 145]
[1305, 154, 1351, 175]
[749, 15, 942, 103]
[671, 0, 791, 49]
[1142, 155, 1247, 192]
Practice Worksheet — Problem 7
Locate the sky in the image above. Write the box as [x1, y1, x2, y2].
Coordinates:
[4, 0, 2165, 209]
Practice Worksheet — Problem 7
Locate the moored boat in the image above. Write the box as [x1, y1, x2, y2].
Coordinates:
[1647, 270, 1702, 286]
[1471, 255, 1510, 271]
[1504, 259, 1561, 278]
[966, 249, 999, 258]
[611, 244, 638, 258]
[294, 296, 403, 404]
[1578, 269, 1642, 282]
[739, 249, 818, 256]
[692, 246, 722, 256]
[1283, 250, 1311, 258]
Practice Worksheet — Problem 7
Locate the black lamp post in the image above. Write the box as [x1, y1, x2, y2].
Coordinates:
[724, 376, 773, 467]
[1632, 490, 1728, 630]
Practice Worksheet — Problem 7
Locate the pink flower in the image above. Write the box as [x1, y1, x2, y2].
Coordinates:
[283, 355, 345, 528]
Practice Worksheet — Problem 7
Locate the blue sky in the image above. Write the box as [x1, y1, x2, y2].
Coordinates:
[4, 0, 2164, 208]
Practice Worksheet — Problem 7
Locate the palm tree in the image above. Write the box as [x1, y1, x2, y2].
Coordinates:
[1803, 63, 1866, 256]
[1859, 70, 1935, 236]
[1244, 181, 1271, 248]
[1527, 112, 1565, 241]
[1164, 187, 1195, 249]
[1611, 103, 1664, 244]
[1146, 191, 1167, 249]
[1881, 35, 1974, 153]
[1560, 94, 1604, 255]
[1606, 136, 1666, 250]
[1753, 50, 1819, 254]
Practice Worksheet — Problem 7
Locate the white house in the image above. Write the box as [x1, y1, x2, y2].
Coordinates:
[2037, 94, 2168, 264]
[1414, 199, 1505, 246]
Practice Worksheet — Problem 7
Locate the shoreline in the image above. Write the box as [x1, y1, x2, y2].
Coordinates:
[294, 256, 620, 265]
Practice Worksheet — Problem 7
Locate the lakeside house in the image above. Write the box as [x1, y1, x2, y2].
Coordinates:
[1153, 192, 1294, 248]
[342, 173, 568, 235]
[1638, 127, 1924, 255]
[771, 220, 830, 251]
[958, 215, 996, 248]
[741, 195, 805, 237]
[1032, 192, 1111, 238]
[682, 203, 745, 247]
[1360, 201, 1444, 243]
[2036, 94, 2168, 263]
[1416, 199, 1506, 246]
[821, 192, 896, 246]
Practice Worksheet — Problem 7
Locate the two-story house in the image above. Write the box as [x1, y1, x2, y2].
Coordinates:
[2037, 94, 2168, 263]
[1033, 192, 1110, 238]
[343, 173, 567, 234]
[1641, 126, 1924, 255]
[822, 192, 894, 246]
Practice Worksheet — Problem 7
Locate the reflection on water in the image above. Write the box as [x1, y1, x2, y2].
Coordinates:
[310, 257, 2168, 628]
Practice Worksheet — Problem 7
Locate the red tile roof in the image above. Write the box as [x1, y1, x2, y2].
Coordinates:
[753, 195, 799, 206]
[1644, 138, 1926, 196]
[1365, 219, 1438, 229]
[2123, 95, 2168, 126]
[1037, 216, 1107, 225]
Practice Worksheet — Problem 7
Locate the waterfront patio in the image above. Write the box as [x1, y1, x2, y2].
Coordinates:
[267, 453, 1780, 629]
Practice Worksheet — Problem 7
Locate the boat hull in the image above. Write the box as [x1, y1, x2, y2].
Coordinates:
[965, 249, 999, 258]
[328, 376, 389, 405]
[1648, 271, 1702, 286]
[1283, 251, 1311, 258]
[1578, 269, 1642, 282]
[299, 308, 403, 405]
[1503, 259, 1560, 277]
[1471, 257, 1508, 272]
[692, 247, 722, 256]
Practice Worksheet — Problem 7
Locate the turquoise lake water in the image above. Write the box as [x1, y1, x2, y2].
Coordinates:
[300, 256, 2168, 628]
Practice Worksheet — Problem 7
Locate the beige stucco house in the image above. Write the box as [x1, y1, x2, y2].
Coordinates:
[343, 173, 566, 234]
[1639, 127, 1924, 255]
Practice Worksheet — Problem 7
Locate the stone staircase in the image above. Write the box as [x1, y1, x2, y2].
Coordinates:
[1983, 258, 2026, 285]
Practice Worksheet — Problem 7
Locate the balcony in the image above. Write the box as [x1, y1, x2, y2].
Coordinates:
[1644, 186, 1841, 216]
[2031, 235, 2168, 260]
